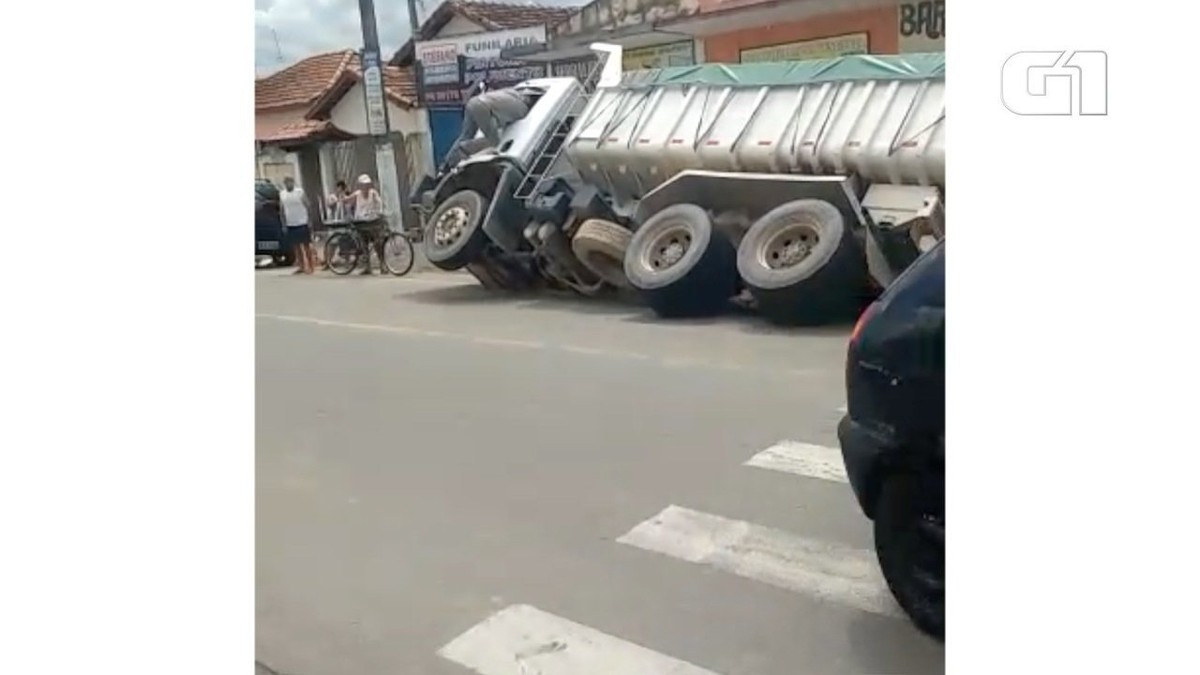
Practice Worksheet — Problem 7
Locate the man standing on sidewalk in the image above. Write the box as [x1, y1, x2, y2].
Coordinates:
[350, 174, 385, 275]
[280, 176, 316, 274]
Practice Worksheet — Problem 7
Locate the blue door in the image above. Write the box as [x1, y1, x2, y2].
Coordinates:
[429, 107, 464, 166]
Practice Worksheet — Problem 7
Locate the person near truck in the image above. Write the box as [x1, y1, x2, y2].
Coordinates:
[441, 81, 545, 169]
[280, 176, 316, 275]
[350, 174, 386, 275]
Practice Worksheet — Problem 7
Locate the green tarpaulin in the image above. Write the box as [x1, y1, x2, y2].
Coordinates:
[619, 53, 945, 88]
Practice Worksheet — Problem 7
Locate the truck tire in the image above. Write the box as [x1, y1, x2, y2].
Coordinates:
[424, 189, 488, 271]
[572, 219, 632, 289]
[736, 199, 866, 325]
[624, 204, 738, 318]
[874, 469, 945, 641]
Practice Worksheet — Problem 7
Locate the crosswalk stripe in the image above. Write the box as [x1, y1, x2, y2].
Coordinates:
[437, 604, 722, 675]
[744, 441, 848, 483]
[617, 506, 900, 618]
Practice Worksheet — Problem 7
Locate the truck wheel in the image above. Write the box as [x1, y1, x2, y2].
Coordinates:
[736, 199, 866, 325]
[424, 189, 488, 271]
[874, 469, 945, 641]
[624, 204, 738, 318]
[572, 219, 632, 289]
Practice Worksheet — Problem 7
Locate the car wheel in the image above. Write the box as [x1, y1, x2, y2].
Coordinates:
[424, 189, 488, 271]
[736, 199, 867, 325]
[623, 204, 738, 318]
[874, 468, 945, 640]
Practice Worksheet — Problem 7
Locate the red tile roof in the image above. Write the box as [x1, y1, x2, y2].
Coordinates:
[256, 51, 356, 110]
[257, 50, 418, 118]
[451, 0, 574, 30]
[256, 119, 356, 146]
[391, 1, 574, 65]
[305, 63, 418, 118]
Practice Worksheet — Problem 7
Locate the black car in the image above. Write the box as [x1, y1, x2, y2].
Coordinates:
[838, 238, 944, 639]
[256, 180, 293, 266]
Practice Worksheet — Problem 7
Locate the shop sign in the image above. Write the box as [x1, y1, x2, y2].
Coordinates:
[623, 41, 695, 71]
[898, 0, 945, 53]
[416, 26, 547, 63]
[740, 33, 869, 64]
[551, 56, 598, 81]
[416, 26, 549, 107]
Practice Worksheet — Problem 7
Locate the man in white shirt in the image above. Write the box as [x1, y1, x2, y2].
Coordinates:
[350, 174, 386, 275]
[280, 176, 316, 274]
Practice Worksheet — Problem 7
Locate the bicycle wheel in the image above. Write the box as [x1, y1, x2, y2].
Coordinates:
[324, 231, 361, 276]
[382, 233, 415, 277]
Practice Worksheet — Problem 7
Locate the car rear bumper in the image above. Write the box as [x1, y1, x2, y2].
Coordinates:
[837, 414, 897, 520]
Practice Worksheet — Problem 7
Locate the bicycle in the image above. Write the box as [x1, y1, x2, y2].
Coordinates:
[324, 220, 415, 277]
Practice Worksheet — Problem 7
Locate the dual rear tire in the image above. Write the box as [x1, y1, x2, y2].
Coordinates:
[422, 189, 868, 323]
[620, 200, 866, 322]
[622, 204, 739, 318]
[736, 199, 868, 325]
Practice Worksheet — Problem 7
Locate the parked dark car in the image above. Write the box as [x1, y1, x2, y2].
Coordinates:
[838, 238, 944, 639]
[256, 180, 293, 266]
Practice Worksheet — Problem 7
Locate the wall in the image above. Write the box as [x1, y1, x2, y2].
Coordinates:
[328, 80, 430, 138]
[702, 6, 899, 63]
[322, 81, 436, 196]
[255, 105, 308, 139]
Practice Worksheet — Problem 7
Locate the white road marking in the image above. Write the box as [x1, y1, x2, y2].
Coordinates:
[256, 314, 834, 380]
[259, 314, 420, 336]
[837, 404, 847, 413]
[437, 604, 722, 675]
[617, 506, 900, 618]
[744, 441, 848, 484]
[472, 336, 545, 349]
[559, 345, 652, 361]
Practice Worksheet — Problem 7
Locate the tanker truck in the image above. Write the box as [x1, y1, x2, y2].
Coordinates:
[411, 44, 944, 324]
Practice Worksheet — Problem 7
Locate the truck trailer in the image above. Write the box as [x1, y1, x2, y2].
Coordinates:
[411, 44, 945, 324]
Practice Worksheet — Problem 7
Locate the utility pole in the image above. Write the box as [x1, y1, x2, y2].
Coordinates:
[356, 0, 410, 232]
[406, 0, 422, 45]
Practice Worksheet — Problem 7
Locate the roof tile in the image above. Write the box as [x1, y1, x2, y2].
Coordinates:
[255, 50, 356, 110]
[451, 1, 573, 30]
[257, 50, 418, 114]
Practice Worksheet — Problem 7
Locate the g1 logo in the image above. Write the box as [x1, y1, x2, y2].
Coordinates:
[1001, 51, 1108, 116]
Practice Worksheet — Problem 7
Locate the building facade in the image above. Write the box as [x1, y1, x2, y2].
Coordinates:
[254, 50, 430, 228]
[508, 0, 944, 70]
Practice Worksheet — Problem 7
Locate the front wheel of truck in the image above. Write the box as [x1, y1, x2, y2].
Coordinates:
[424, 189, 488, 271]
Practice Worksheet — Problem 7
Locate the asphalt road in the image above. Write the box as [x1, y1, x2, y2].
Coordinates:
[255, 267, 944, 675]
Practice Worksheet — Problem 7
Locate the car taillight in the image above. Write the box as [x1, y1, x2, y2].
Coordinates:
[850, 302, 878, 345]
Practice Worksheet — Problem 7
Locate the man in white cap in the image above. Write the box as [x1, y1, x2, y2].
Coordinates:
[350, 174, 386, 275]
